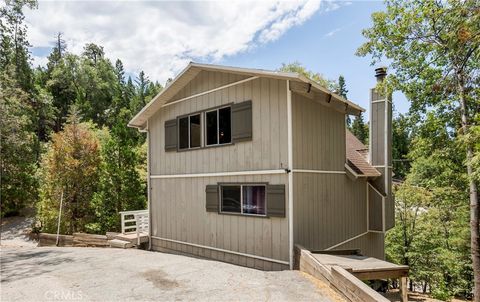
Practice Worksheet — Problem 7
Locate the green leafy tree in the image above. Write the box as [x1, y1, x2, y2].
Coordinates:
[75, 45, 117, 126]
[357, 1, 480, 297]
[386, 183, 433, 278]
[386, 112, 472, 299]
[278, 61, 337, 90]
[392, 113, 411, 180]
[37, 108, 101, 234]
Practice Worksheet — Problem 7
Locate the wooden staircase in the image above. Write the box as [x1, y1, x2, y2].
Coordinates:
[108, 210, 149, 249]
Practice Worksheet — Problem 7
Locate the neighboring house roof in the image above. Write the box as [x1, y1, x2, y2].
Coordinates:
[345, 130, 381, 178]
[129, 62, 365, 129]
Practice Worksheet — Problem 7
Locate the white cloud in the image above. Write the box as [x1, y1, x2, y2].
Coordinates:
[324, 27, 341, 37]
[32, 55, 49, 67]
[25, 0, 329, 83]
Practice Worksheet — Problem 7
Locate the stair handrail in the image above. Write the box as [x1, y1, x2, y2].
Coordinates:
[119, 210, 148, 235]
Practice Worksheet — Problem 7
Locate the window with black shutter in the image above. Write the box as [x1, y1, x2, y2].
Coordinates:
[206, 183, 285, 217]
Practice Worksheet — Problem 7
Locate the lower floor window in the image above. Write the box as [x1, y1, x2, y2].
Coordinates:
[220, 184, 266, 216]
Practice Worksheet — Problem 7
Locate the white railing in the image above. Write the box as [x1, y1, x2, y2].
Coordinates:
[119, 210, 149, 242]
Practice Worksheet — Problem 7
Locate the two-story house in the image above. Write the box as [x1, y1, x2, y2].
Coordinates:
[128, 63, 393, 271]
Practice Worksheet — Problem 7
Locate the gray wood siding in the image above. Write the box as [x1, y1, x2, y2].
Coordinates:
[149, 74, 288, 175]
[168, 70, 249, 104]
[333, 232, 385, 260]
[292, 92, 346, 171]
[292, 173, 368, 250]
[384, 194, 395, 230]
[368, 185, 383, 232]
[150, 174, 289, 270]
[151, 238, 289, 271]
[291, 92, 384, 259]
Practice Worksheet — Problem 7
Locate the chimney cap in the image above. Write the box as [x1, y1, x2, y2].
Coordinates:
[375, 67, 387, 81]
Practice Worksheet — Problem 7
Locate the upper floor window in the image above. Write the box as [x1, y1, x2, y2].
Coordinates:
[205, 107, 231, 146]
[179, 113, 201, 150]
[165, 100, 251, 152]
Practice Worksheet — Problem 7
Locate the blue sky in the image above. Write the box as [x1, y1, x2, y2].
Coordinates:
[27, 1, 408, 118]
[216, 1, 408, 116]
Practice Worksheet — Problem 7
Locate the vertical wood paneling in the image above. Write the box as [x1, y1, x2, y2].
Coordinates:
[335, 232, 385, 260]
[149, 73, 287, 175]
[292, 93, 345, 171]
[150, 175, 289, 265]
[291, 91, 382, 258]
[147, 71, 290, 269]
[293, 173, 368, 250]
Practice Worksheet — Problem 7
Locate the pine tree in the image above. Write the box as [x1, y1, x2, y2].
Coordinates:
[0, 0, 40, 216]
[90, 111, 147, 233]
[46, 52, 78, 131]
[0, 0, 37, 91]
[337, 75, 352, 127]
[135, 70, 149, 108]
[0, 66, 38, 217]
[337, 75, 348, 98]
[351, 113, 368, 144]
[46, 32, 66, 73]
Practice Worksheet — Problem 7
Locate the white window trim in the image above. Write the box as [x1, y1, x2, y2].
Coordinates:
[204, 105, 232, 147]
[219, 184, 267, 217]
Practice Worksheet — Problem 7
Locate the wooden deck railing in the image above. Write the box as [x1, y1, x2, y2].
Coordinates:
[119, 210, 149, 239]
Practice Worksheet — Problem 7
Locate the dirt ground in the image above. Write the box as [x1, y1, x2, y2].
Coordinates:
[0, 216, 37, 248]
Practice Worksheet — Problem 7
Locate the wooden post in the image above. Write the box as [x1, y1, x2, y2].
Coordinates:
[121, 213, 125, 234]
[400, 276, 408, 302]
[56, 190, 64, 246]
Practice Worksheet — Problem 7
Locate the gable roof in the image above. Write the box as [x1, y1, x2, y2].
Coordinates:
[128, 62, 365, 129]
[345, 130, 381, 178]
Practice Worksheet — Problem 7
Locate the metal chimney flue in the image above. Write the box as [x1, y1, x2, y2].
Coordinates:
[374, 67, 387, 82]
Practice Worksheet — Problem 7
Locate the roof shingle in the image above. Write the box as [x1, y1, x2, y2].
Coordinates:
[345, 130, 381, 178]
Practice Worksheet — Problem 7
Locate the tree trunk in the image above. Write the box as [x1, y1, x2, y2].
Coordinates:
[458, 82, 480, 301]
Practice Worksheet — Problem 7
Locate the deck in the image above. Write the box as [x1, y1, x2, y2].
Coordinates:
[114, 232, 149, 245]
[312, 253, 409, 280]
[295, 246, 409, 302]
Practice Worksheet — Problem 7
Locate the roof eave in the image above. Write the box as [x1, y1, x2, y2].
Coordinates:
[295, 74, 365, 115]
[128, 62, 365, 128]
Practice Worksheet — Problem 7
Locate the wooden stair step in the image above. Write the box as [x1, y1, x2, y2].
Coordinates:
[108, 239, 133, 249]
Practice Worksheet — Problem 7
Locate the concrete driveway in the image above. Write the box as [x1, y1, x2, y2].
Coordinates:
[1, 246, 342, 302]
